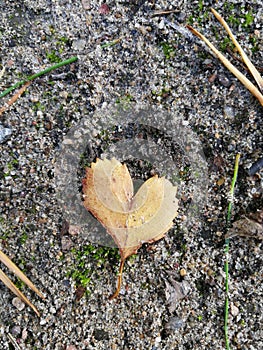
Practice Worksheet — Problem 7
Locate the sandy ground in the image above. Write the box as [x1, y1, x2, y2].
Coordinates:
[0, 1, 262, 349]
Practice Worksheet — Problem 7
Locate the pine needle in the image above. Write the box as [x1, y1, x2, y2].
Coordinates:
[186, 8, 263, 107]
[0, 250, 45, 316]
[186, 25, 263, 107]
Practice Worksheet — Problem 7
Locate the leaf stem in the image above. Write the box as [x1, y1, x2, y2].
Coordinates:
[0, 56, 78, 99]
[109, 258, 125, 300]
[224, 153, 240, 350]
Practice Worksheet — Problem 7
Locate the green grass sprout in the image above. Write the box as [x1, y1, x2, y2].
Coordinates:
[0, 56, 78, 99]
[224, 153, 240, 350]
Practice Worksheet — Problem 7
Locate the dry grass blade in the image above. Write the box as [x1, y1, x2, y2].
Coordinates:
[211, 8, 263, 93]
[152, 9, 179, 16]
[7, 333, 22, 350]
[0, 250, 44, 298]
[0, 250, 44, 316]
[186, 25, 263, 107]
[0, 269, 40, 317]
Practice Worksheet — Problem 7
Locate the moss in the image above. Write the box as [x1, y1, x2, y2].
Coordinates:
[79, 153, 91, 169]
[46, 50, 62, 63]
[198, 0, 203, 12]
[7, 158, 19, 171]
[185, 3, 211, 25]
[249, 35, 259, 53]
[68, 244, 120, 289]
[241, 10, 254, 28]
[115, 94, 135, 109]
[186, 15, 194, 25]
[14, 278, 26, 291]
[223, 2, 235, 11]
[219, 37, 235, 52]
[19, 231, 28, 244]
[160, 42, 176, 59]
[197, 314, 203, 321]
[227, 14, 240, 27]
[32, 101, 45, 112]
[0, 225, 10, 240]
[45, 30, 70, 62]
[151, 87, 170, 98]
[240, 319, 246, 327]
[179, 166, 191, 181]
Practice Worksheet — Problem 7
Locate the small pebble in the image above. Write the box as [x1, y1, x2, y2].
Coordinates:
[0, 124, 12, 143]
[11, 325, 21, 336]
[230, 302, 239, 317]
[61, 236, 73, 251]
[218, 75, 232, 87]
[21, 328, 28, 340]
[72, 39, 86, 51]
[98, 3, 110, 14]
[180, 268, 187, 277]
[216, 177, 225, 186]
[12, 297, 25, 311]
[224, 106, 235, 119]
[165, 316, 185, 331]
[208, 71, 217, 83]
[81, 0, 91, 10]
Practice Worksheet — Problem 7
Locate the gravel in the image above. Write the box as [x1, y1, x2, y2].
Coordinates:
[0, 1, 262, 349]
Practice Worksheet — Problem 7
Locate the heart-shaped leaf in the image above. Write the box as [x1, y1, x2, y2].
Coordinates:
[82, 158, 178, 298]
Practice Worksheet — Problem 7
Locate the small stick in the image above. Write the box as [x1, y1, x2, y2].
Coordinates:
[109, 258, 125, 300]
[0, 81, 31, 117]
[152, 9, 180, 16]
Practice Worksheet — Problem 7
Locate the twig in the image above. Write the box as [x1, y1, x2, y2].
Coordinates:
[152, 9, 180, 16]
[0, 81, 31, 117]
[186, 8, 263, 107]
[0, 56, 78, 99]
[224, 154, 240, 350]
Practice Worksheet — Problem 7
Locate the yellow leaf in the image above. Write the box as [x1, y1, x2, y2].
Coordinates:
[82, 158, 179, 298]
